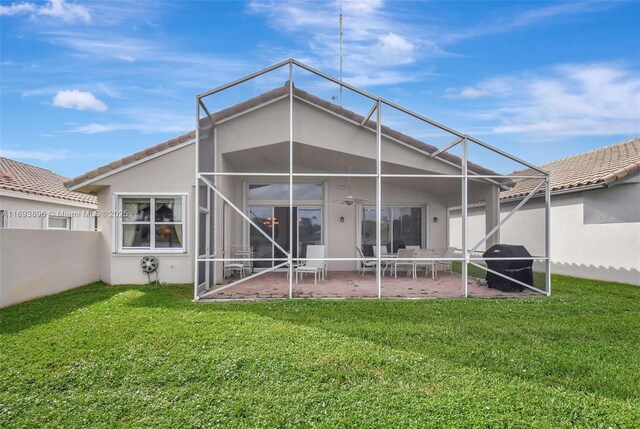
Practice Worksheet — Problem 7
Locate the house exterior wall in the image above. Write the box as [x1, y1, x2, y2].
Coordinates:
[217, 97, 463, 177]
[449, 182, 640, 285]
[0, 193, 95, 230]
[76, 95, 501, 286]
[0, 229, 99, 308]
[90, 144, 196, 285]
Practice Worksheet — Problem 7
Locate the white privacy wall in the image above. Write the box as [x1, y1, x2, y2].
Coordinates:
[449, 184, 640, 285]
[0, 229, 100, 308]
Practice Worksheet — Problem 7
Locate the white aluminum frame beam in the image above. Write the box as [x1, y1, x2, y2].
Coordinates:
[199, 175, 288, 256]
[469, 261, 547, 295]
[194, 58, 552, 300]
[429, 137, 463, 159]
[200, 262, 289, 298]
[470, 179, 545, 253]
[360, 101, 378, 128]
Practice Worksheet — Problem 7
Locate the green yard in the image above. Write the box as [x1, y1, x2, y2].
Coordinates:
[1, 276, 638, 428]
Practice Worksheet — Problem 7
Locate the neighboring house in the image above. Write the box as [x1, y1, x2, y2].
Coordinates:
[64, 87, 521, 288]
[450, 138, 640, 285]
[0, 158, 97, 231]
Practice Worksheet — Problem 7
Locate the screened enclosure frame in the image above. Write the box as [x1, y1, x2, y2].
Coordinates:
[193, 59, 551, 300]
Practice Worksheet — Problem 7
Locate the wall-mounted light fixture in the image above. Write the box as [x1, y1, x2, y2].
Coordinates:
[340, 216, 345, 223]
[433, 217, 439, 223]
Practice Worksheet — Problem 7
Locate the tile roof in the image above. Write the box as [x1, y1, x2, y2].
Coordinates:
[0, 157, 97, 205]
[501, 137, 640, 201]
[65, 82, 507, 190]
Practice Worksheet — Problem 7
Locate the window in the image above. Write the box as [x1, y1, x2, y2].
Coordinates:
[48, 216, 71, 230]
[0, 210, 7, 228]
[361, 206, 423, 255]
[118, 195, 186, 252]
[248, 183, 323, 200]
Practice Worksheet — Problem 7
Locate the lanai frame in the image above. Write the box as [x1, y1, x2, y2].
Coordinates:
[193, 59, 551, 301]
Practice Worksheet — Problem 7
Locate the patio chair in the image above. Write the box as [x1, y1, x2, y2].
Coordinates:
[224, 245, 253, 279]
[435, 247, 455, 276]
[356, 247, 376, 276]
[372, 245, 393, 276]
[394, 248, 416, 279]
[414, 249, 435, 279]
[295, 245, 326, 285]
[406, 245, 420, 251]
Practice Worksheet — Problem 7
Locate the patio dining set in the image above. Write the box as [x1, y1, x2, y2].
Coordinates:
[357, 246, 455, 280]
[223, 244, 456, 285]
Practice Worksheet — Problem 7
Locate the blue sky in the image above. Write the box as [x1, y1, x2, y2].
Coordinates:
[1, 0, 639, 177]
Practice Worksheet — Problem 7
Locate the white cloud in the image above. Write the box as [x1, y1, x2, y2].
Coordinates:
[247, 0, 615, 88]
[445, 78, 514, 99]
[447, 64, 640, 137]
[0, 3, 36, 15]
[72, 123, 110, 134]
[53, 89, 108, 111]
[0, 149, 69, 161]
[69, 108, 193, 135]
[248, 0, 438, 86]
[0, 0, 91, 23]
[440, 2, 612, 44]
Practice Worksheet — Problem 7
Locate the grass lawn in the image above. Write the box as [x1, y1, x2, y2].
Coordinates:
[1, 276, 639, 428]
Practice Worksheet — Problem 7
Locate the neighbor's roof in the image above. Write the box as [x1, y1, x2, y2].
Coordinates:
[0, 157, 97, 205]
[65, 82, 507, 190]
[501, 137, 640, 201]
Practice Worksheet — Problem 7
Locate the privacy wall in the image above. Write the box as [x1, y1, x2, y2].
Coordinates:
[0, 229, 100, 307]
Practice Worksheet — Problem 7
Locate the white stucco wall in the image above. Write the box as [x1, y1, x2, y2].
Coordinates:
[74, 94, 500, 287]
[89, 144, 196, 285]
[0, 193, 95, 231]
[449, 182, 640, 285]
[0, 229, 100, 307]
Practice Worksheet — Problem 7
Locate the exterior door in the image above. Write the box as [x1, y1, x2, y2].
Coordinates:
[248, 205, 322, 268]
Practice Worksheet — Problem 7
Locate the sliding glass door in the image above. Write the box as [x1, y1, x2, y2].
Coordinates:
[249, 206, 323, 268]
[361, 206, 424, 256]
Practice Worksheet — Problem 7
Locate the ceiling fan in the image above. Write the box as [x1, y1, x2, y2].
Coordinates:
[334, 169, 368, 206]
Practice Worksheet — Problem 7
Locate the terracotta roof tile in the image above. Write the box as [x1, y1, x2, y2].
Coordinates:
[0, 157, 97, 205]
[501, 137, 640, 200]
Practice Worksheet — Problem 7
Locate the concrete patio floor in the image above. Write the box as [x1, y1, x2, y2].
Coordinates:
[201, 271, 539, 300]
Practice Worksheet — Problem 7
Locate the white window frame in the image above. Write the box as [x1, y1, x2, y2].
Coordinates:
[47, 215, 72, 230]
[114, 193, 188, 254]
[0, 210, 7, 228]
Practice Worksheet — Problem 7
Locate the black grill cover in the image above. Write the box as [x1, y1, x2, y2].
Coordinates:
[482, 244, 533, 292]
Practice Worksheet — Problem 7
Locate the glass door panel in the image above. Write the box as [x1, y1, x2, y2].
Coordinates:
[249, 206, 324, 268]
[273, 207, 295, 263]
[249, 206, 273, 268]
[392, 207, 422, 252]
[361, 207, 391, 256]
[298, 207, 322, 258]
[362, 206, 422, 255]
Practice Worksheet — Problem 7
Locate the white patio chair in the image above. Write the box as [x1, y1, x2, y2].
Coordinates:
[224, 245, 253, 279]
[394, 248, 416, 279]
[295, 245, 326, 285]
[435, 247, 455, 276]
[372, 245, 393, 276]
[414, 249, 435, 279]
[405, 245, 420, 251]
[356, 247, 376, 276]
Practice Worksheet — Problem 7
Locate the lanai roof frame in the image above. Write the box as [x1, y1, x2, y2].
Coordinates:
[194, 58, 551, 301]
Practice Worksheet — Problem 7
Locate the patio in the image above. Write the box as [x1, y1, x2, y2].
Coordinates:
[200, 271, 538, 300]
[194, 59, 551, 301]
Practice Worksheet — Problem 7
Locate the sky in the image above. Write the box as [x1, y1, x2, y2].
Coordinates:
[1, 0, 639, 177]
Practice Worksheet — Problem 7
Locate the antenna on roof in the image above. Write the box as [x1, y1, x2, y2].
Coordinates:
[339, 1, 343, 107]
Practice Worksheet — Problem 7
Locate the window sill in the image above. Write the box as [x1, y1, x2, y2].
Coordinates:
[113, 250, 189, 256]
